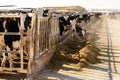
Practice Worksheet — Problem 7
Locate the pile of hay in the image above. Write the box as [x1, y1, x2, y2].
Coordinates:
[46, 35, 100, 69]
[78, 43, 100, 67]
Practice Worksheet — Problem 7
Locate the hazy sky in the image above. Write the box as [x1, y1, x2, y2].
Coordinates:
[0, 0, 120, 9]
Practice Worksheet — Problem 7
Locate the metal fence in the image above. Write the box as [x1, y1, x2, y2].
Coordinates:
[32, 17, 60, 60]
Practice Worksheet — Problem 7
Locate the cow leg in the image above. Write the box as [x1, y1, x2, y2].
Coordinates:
[82, 30, 86, 37]
[1, 53, 7, 67]
[8, 53, 13, 68]
[6, 46, 14, 68]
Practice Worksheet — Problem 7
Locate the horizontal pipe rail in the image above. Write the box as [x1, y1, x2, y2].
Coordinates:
[0, 32, 27, 35]
[0, 15, 20, 18]
[0, 50, 21, 53]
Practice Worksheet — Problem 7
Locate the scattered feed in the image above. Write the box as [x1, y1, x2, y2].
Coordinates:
[46, 35, 100, 70]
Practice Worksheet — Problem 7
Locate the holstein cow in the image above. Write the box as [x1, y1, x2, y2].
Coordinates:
[4, 18, 20, 50]
[59, 15, 71, 36]
[75, 15, 86, 37]
[95, 13, 102, 20]
[1, 13, 31, 67]
[68, 15, 77, 31]
[0, 18, 21, 67]
[82, 14, 89, 23]
[59, 16, 65, 36]
[43, 9, 49, 17]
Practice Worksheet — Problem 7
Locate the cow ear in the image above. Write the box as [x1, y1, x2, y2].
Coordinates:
[13, 17, 16, 21]
[60, 20, 62, 22]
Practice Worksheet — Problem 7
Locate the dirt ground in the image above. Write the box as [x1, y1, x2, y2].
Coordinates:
[34, 14, 120, 80]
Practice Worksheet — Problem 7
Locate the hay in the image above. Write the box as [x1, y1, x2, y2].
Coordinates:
[46, 35, 100, 69]
[79, 43, 100, 67]
[0, 36, 6, 49]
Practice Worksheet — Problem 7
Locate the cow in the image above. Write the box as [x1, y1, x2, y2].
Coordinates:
[82, 14, 89, 23]
[59, 15, 71, 36]
[59, 16, 65, 36]
[1, 13, 31, 67]
[68, 15, 76, 31]
[43, 9, 49, 17]
[4, 18, 20, 50]
[0, 18, 21, 67]
[24, 14, 31, 32]
[75, 15, 86, 37]
[95, 13, 102, 20]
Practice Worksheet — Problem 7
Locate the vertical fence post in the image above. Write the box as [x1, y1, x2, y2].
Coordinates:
[20, 13, 25, 69]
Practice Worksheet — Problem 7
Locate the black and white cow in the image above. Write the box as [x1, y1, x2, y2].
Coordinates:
[68, 15, 77, 31]
[95, 13, 102, 20]
[59, 14, 85, 36]
[75, 15, 86, 37]
[1, 13, 31, 67]
[4, 18, 20, 51]
[59, 15, 71, 36]
[82, 14, 89, 23]
[43, 9, 49, 17]
[59, 16, 65, 36]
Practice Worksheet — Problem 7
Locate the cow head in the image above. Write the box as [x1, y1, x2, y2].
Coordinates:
[24, 14, 31, 32]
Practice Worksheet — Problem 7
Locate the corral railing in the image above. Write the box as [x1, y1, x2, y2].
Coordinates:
[32, 17, 60, 60]
[28, 16, 60, 77]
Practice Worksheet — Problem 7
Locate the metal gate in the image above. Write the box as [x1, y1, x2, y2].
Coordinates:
[0, 13, 29, 72]
[35, 17, 60, 57]
[27, 16, 60, 78]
